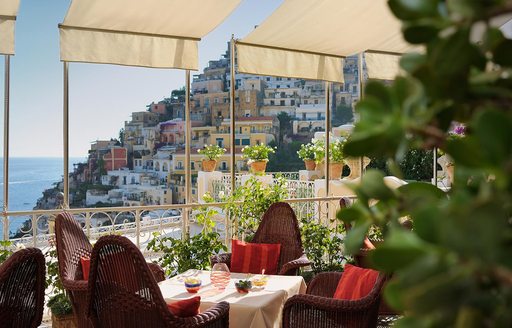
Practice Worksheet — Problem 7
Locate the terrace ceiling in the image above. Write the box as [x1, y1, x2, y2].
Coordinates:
[0, 0, 20, 55]
[59, 0, 241, 69]
[237, 0, 413, 82]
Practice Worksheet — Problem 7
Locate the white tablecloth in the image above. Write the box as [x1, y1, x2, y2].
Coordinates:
[159, 270, 307, 328]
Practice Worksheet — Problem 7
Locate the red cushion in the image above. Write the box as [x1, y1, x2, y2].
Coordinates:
[167, 296, 201, 317]
[230, 239, 281, 275]
[333, 264, 379, 300]
[80, 256, 90, 281]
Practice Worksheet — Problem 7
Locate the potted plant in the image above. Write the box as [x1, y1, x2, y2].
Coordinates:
[198, 144, 226, 172]
[46, 243, 77, 328]
[312, 138, 345, 179]
[297, 143, 316, 170]
[241, 144, 275, 174]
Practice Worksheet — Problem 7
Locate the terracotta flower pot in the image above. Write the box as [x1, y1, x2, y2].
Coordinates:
[304, 159, 316, 171]
[202, 159, 217, 172]
[250, 160, 267, 174]
[329, 162, 344, 180]
[52, 313, 78, 328]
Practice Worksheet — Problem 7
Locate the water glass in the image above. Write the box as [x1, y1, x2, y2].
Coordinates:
[210, 263, 230, 291]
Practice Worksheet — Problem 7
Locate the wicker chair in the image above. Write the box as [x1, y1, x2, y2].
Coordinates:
[282, 271, 387, 328]
[87, 235, 229, 328]
[211, 202, 310, 275]
[0, 248, 45, 328]
[55, 212, 166, 328]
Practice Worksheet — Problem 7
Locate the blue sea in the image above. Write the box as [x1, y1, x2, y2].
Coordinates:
[0, 157, 84, 238]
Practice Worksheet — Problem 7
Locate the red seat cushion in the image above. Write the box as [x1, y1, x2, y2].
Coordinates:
[333, 264, 380, 300]
[230, 239, 281, 275]
[80, 256, 90, 281]
[167, 296, 201, 317]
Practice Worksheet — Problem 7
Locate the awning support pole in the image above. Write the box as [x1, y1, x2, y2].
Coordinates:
[358, 53, 365, 177]
[184, 69, 191, 237]
[324, 82, 331, 197]
[63, 62, 69, 209]
[3, 55, 10, 240]
[230, 36, 237, 238]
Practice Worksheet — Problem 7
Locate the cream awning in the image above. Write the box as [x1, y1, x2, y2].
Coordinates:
[59, 0, 240, 69]
[0, 0, 20, 55]
[237, 0, 414, 82]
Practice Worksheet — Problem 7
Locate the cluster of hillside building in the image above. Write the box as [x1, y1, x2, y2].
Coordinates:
[67, 42, 361, 208]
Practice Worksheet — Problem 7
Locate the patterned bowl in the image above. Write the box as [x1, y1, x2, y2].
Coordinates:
[184, 278, 202, 293]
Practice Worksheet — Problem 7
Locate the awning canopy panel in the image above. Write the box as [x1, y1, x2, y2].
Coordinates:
[60, 0, 240, 69]
[0, 0, 21, 55]
[237, 0, 412, 83]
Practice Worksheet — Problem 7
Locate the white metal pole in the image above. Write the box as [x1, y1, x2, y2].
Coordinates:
[63, 62, 69, 209]
[324, 82, 331, 196]
[229, 36, 236, 194]
[3, 55, 10, 240]
[184, 70, 191, 236]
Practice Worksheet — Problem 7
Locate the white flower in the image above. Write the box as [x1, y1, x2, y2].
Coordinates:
[218, 191, 225, 199]
[15, 243, 26, 251]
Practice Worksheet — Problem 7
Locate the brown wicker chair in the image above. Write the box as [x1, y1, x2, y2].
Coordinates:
[0, 248, 45, 328]
[282, 271, 387, 328]
[55, 212, 166, 328]
[211, 202, 310, 275]
[87, 235, 229, 328]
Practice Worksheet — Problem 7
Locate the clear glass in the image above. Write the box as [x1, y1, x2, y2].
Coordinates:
[210, 263, 231, 291]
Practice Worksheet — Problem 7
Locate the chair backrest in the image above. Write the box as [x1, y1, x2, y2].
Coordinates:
[0, 248, 45, 328]
[55, 212, 92, 283]
[252, 202, 304, 274]
[87, 235, 173, 328]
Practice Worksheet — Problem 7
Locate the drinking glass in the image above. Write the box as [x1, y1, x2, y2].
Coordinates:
[210, 263, 230, 291]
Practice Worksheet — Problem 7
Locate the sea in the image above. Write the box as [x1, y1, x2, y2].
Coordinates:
[0, 157, 84, 239]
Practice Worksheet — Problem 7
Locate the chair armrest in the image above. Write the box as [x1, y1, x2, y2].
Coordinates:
[282, 294, 380, 328]
[61, 278, 88, 292]
[210, 253, 231, 269]
[147, 262, 165, 282]
[175, 301, 230, 327]
[279, 255, 311, 275]
[306, 272, 343, 298]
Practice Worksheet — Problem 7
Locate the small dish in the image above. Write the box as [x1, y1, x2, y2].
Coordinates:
[184, 277, 202, 293]
[235, 280, 252, 294]
[252, 276, 268, 287]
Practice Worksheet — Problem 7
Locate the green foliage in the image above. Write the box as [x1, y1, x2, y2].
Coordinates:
[300, 217, 346, 273]
[332, 103, 354, 126]
[340, 1, 512, 326]
[297, 142, 316, 161]
[266, 141, 304, 172]
[197, 144, 226, 160]
[241, 144, 276, 162]
[147, 231, 227, 278]
[222, 176, 289, 238]
[277, 111, 293, 143]
[0, 240, 13, 264]
[47, 293, 73, 317]
[311, 138, 345, 164]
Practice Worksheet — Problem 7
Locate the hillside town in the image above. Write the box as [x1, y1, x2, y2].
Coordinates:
[38, 42, 361, 210]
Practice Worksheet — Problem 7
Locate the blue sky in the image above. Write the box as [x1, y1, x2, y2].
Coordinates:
[0, 0, 282, 158]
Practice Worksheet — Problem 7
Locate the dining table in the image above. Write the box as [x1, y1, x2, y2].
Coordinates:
[159, 269, 307, 328]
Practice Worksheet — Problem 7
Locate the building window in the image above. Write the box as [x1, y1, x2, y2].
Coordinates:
[304, 100, 308, 104]
[235, 139, 240, 146]
[242, 139, 250, 145]
[221, 162, 227, 170]
[291, 100, 295, 106]
[191, 162, 195, 170]
[239, 127, 242, 133]
[302, 113, 306, 120]
[314, 99, 319, 104]
[205, 98, 210, 106]
[214, 98, 219, 103]
[216, 138, 223, 147]
[280, 100, 285, 106]
[270, 100, 275, 106]
[177, 161, 183, 169]
[277, 85, 280, 88]
[266, 77, 270, 81]
[317, 112, 322, 120]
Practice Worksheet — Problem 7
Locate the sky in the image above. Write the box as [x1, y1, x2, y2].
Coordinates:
[0, 0, 283, 158]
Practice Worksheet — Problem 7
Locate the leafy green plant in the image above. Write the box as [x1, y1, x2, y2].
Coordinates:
[300, 216, 347, 274]
[0, 240, 13, 264]
[297, 142, 316, 161]
[197, 144, 226, 160]
[338, 0, 512, 326]
[241, 144, 276, 162]
[222, 176, 288, 239]
[45, 241, 73, 316]
[148, 200, 226, 277]
[311, 138, 345, 164]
